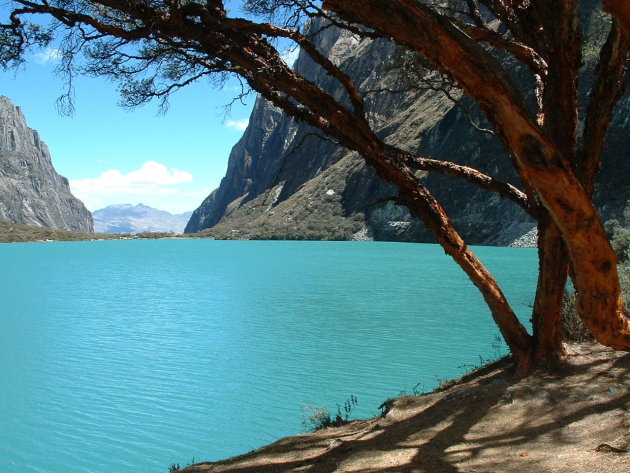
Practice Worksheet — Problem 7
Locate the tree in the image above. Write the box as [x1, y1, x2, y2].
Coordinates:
[1, 0, 628, 374]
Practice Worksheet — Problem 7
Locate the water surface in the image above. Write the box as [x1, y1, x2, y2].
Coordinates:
[0, 240, 537, 473]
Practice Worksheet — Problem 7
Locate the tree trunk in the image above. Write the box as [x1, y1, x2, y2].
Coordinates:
[531, 3, 579, 367]
[532, 213, 569, 367]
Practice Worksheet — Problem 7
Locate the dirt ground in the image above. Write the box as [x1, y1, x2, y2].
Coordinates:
[178, 343, 629, 473]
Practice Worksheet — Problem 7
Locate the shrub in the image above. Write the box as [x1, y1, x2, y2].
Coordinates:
[610, 227, 630, 263]
[301, 395, 358, 432]
[619, 258, 630, 309]
[562, 290, 595, 342]
[301, 405, 333, 432]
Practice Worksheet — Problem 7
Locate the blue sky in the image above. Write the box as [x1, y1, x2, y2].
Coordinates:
[0, 6, 261, 214]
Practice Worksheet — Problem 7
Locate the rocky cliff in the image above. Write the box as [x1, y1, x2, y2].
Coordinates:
[0, 96, 93, 232]
[186, 15, 629, 245]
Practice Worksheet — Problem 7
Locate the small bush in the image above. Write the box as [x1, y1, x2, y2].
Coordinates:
[562, 290, 595, 342]
[301, 395, 358, 432]
[301, 405, 333, 432]
[611, 227, 630, 263]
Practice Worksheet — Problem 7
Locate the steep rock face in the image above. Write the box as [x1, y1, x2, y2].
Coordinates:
[0, 96, 93, 232]
[186, 16, 628, 244]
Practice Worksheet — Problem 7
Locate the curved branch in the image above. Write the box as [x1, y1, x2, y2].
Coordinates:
[459, 23, 548, 76]
[394, 149, 534, 216]
[12, 0, 154, 40]
[578, 20, 630, 194]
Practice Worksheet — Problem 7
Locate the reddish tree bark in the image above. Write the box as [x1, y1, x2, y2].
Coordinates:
[532, 214, 569, 366]
[604, 0, 630, 35]
[324, 0, 630, 352]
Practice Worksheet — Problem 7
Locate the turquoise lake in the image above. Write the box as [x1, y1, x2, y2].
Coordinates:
[0, 240, 538, 473]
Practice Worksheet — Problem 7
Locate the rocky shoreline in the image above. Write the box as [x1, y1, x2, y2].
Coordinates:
[508, 226, 538, 248]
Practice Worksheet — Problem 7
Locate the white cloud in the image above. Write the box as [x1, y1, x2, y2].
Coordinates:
[34, 47, 62, 64]
[226, 118, 250, 131]
[70, 161, 199, 212]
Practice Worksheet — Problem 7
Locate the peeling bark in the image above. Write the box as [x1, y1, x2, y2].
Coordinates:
[604, 0, 630, 35]
[532, 213, 568, 366]
[531, 0, 579, 365]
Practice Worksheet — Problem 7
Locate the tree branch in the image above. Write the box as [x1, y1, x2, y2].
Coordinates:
[389, 147, 534, 216]
[578, 20, 630, 194]
[458, 22, 548, 77]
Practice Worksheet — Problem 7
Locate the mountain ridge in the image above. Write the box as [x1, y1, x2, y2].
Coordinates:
[93, 203, 192, 234]
[186, 14, 629, 245]
[0, 96, 93, 232]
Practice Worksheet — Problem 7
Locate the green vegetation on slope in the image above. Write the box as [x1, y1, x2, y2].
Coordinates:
[197, 157, 367, 241]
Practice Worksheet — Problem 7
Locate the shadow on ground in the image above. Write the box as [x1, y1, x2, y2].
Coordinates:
[180, 344, 629, 473]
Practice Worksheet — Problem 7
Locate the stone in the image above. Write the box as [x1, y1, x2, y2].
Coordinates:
[0, 96, 93, 232]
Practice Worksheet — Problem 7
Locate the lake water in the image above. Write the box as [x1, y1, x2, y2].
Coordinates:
[0, 240, 537, 473]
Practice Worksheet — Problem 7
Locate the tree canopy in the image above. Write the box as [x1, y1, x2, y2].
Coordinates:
[2, 0, 629, 374]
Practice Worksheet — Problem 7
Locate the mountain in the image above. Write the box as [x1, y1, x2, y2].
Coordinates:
[186, 13, 629, 245]
[93, 204, 192, 234]
[0, 96, 93, 232]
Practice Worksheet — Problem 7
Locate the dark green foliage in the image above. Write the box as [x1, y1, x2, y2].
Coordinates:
[340, 394, 358, 421]
[605, 201, 630, 261]
[604, 201, 630, 263]
[562, 258, 630, 342]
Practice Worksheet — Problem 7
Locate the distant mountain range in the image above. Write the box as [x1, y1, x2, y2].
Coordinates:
[93, 204, 192, 234]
